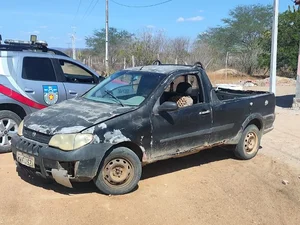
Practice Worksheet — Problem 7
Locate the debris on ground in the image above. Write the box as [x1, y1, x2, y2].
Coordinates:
[243, 80, 258, 87]
[236, 77, 296, 87]
[282, 180, 289, 185]
[216, 84, 244, 90]
[254, 77, 296, 87]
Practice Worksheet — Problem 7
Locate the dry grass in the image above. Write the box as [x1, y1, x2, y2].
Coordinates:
[207, 68, 254, 85]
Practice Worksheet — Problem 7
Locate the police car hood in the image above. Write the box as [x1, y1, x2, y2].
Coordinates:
[24, 97, 136, 135]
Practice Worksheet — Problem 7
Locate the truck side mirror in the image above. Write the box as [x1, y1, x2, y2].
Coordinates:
[158, 101, 178, 112]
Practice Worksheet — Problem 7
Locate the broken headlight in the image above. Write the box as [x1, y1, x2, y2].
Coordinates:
[49, 133, 93, 151]
[17, 120, 24, 136]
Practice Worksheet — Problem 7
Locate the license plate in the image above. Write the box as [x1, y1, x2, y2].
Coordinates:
[16, 151, 35, 168]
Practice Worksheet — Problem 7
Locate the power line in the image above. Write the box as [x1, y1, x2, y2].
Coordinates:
[72, 0, 83, 25]
[81, 0, 99, 21]
[81, 0, 96, 20]
[111, 0, 172, 8]
[86, 0, 100, 19]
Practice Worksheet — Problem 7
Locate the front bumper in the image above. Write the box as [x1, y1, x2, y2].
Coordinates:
[11, 134, 110, 188]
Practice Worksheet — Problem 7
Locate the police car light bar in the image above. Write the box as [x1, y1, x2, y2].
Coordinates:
[4, 39, 31, 45]
[4, 39, 48, 47]
[4, 35, 48, 47]
[0, 34, 68, 57]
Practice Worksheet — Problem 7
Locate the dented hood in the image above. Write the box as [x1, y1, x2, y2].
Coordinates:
[24, 97, 136, 135]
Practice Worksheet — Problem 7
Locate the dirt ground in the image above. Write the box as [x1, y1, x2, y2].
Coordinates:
[0, 85, 300, 225]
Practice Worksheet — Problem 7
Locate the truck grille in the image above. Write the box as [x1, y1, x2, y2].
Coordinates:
[23, 128, 52, 144]
[16, 138, 42, 156]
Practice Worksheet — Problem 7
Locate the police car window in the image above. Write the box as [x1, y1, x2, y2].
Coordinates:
[22, 57, 56, 82]
[59, 60, 95, 84]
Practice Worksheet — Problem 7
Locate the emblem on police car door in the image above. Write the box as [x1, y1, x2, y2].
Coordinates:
[43, 85, 59, 105]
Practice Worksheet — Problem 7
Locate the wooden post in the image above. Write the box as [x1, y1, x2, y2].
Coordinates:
[124, 57, 126, 69]
[225, 52, 229, 80]
[132, 55, 135, 67]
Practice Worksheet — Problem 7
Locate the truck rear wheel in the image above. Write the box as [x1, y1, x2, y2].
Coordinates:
[234, 124, 261, 160]
[0, 110, 21, 153]
[94, 147, 142, 195]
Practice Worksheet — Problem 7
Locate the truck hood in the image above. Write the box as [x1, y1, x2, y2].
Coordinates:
[24, 97, 136, 135]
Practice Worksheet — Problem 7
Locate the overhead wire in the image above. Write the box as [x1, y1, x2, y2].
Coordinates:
[86, 0, 100, 19]
[71, 0, 83, 26]
[110, 0, 172, 8]
[81, 0, 100, 21]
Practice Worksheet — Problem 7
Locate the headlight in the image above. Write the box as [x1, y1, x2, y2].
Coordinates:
[49, 133, 93, 151]
[17, 120, 24, 136]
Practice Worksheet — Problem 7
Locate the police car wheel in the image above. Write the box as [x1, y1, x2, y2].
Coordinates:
[0, 110, 21, 153]
[94, 147, 142, 195]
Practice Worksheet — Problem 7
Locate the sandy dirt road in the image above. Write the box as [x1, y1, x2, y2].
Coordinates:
[0, 86, 300, 225]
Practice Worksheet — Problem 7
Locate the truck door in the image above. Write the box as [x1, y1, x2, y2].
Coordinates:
[150, 74, 212, 159]
[55, 59, 100, 99]
[18, 56, 67, 107]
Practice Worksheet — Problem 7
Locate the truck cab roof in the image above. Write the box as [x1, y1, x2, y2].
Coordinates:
[125, 61, 205, 76]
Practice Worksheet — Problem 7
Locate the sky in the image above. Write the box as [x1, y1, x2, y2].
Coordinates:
[0, 0, 296, 48]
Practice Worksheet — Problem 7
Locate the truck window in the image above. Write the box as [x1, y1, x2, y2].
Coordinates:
[22, 57, 57, 82]
[59, 60, 95, 84]
[160, 74, 204, 107]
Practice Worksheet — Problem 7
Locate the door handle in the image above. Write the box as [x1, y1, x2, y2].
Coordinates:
[69, 90, 77, 95]
[199, 110, 211, 115]
[24, 88, 35, 94]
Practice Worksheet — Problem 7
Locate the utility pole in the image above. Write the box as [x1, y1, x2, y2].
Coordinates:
[269, 0, 279, 95]
[105, 0, 109, 75]
[71, 34, 76, 60]
[293, 0, 300, 109]
[71, 26, 76, 60]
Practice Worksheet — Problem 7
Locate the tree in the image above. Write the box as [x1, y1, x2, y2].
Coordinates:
[130, 28, 167, 66]
[168, 37, 190, 64]
[197, 4, 273, 75]
[85, 27, 134, 68]
[259, 6, 300, 77]
[189, 39, 219, 70]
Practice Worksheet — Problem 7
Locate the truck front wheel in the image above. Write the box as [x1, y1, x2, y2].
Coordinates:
[234, 124, 261, 160]
[94, 147, 142, 195]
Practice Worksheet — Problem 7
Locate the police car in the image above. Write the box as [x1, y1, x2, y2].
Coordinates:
[0, 34, 105, 152]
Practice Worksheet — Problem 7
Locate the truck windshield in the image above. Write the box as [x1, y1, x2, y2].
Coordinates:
[83, 70, 166, 106]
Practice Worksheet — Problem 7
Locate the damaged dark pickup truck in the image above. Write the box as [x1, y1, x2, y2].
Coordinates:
[11, 62, 275, 195]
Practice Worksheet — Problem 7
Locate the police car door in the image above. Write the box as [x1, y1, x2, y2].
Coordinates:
[55, 59, 99, 99]
[19, 56, 67, 107]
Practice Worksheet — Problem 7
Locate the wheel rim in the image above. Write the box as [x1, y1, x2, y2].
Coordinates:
[244, 131, 258, 154]
[103, 158, 134, 187]
[0, 118, 18, 148]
